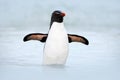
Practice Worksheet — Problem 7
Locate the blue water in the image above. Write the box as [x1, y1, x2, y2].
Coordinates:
[0, 0, 120, 80]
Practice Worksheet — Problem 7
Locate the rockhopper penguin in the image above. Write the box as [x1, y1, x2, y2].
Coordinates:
[23, 10, 89, 65]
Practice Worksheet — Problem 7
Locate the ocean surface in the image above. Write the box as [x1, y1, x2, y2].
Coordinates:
[0, 0, 120, 80]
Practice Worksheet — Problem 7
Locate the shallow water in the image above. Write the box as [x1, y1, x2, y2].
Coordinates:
[0, 0, 120, 80]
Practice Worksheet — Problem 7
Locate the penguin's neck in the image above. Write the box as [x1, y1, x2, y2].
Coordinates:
[50, 22, 64, 32]
[50, 20, 63, 29]
[47, 22, 67, 43]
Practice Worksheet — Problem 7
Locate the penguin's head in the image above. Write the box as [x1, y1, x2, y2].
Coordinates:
[51, 10, 66, 23]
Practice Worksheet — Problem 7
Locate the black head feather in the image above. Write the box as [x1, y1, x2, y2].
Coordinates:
[50, 10, 65, 28]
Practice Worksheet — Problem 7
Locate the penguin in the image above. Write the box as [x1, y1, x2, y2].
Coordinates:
[23, 10, 89, 65]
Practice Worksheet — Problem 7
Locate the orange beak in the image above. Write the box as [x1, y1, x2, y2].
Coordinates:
[61, 12, 66, 17]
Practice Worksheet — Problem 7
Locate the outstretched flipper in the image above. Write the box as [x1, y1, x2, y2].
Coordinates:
[23, 33, 48, 43]
[23, 33, 89, 45]
[68, 34, 89, 45]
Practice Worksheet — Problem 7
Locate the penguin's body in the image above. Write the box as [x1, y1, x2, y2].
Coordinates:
[43, 22, 68, 64]
[23, 10, 89, 65]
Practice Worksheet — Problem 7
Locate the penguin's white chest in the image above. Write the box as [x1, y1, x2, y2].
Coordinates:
[43, 22, 69, 65]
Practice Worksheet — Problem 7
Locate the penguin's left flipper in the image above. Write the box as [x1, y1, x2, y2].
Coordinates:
[68, 34, 89, 45]
[23, 33, 48, 43]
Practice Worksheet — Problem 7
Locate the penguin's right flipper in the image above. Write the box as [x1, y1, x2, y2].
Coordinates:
[23, 33, 48, 43]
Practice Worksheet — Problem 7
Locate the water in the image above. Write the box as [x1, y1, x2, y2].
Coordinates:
[0, 0, 120, 80]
